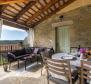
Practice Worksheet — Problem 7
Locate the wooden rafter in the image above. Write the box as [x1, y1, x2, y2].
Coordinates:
[0, 5, 3, 15]
[0, 5, 8, 15]
[0, 0, 76, 29]
[43, 0, 48, 4]
[0, 0, 27, 5]
[26, 0, 59, 24]
[14, 1, 36, 21]
[0, 15, 29, 30]
[30, 0, 76, 27]
[38, 0, 44, 7]
[9, 5, 20, 11]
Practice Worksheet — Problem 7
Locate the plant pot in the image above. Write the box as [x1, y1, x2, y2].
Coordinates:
[3, 64, 8, 72]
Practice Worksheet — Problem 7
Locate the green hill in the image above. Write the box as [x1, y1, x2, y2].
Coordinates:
[0, 40, 23, 44]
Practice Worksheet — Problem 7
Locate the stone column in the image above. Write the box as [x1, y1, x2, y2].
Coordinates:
[0, 19, 3, 39]
[24, 28, 34, 47]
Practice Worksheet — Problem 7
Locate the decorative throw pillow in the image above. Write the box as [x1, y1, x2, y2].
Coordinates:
[33, 48, 39, 54]
[8, 52, 16, 58]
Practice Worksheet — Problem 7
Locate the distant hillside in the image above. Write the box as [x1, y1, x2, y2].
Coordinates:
[0, 40, 23, 44]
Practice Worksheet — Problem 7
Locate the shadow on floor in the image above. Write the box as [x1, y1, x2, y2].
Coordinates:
[26, 63, 42, 72]
[9, 61, 42, 72]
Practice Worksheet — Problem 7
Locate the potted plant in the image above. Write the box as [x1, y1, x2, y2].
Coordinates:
[3, 63, 8, 72]
[2, 56, 9, 72]
[79, 48, 86, 59]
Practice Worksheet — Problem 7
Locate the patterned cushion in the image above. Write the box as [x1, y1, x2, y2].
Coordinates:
[8, 52, 16, 59]
[33, 48, 39, 54]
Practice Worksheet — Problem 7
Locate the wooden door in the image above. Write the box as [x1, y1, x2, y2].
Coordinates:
[56, 26, 70, 53]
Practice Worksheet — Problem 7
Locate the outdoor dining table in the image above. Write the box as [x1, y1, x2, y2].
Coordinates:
[52, 53, 81, 67]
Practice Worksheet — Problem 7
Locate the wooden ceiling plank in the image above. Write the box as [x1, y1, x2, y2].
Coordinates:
[54, 3, 57, 9]
[24, 13, 31, 18]
[40, 14, 44, 18]
[19, 18, 26, 22]
[41, 12, 47, 17]
[0, 15, 29, 30]
[0, 5, 4, 15]
[0, 5, 8, 15]
[26, 0, 59, 24]
[34, 4, 41, 10]
[38, 0, 44, 7]
[35, 2, 42, 9]
[20, 16, 27, 20]
[30, 7, 37, 13]
[15, 3, 23, 8]
[39, 0, 46, 6]
[14, 1, 36, 21]
[3, 11, 15, 17]
[9, 5, 19, 11]
[47, 9, 52, 13]
[55, 2, 59, 8]
[50, 6, 54, 12]
[31, 0, 76, 27]
[22, 14, 29, 19]
[0, 0, 27, 5]
[5, 8, 15, 14]
[44, 0, 48, 4]
[27, 11, 33, 16]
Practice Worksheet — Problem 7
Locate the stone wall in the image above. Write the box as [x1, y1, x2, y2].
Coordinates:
[34, 15, 56, 48]
[34, 5, 91, 49]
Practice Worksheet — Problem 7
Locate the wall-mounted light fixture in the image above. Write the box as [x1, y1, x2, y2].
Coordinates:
[59, 15, 64, 21]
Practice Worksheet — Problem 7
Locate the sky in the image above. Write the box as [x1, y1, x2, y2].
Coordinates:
[0, 25, 28, 40]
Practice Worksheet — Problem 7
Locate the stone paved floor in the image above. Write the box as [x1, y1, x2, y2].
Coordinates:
[0, 62, 56, 84]
[0, 62, 43, 79]
[0, 62, 79, 84]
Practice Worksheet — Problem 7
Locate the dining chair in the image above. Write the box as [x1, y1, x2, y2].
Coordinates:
[81, 60, 91, 84]
[46, 58, 77, 84]
[40, 51, 48, 76]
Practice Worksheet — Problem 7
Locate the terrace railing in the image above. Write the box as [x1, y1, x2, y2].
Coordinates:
[0, 44, 21, 53]
[0, 44, 22, 65]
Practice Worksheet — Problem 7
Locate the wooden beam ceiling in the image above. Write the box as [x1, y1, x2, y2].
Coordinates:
[0, 0, 76, 30]
[14, 1, 36, 21]
[0, 5, 3, 15]
[31, 0, 76, 27]
[26, 0, 59, 25]
[0, 5, 8, 15]
[0, 0, 26, 5]
[0, 15, 29, 30]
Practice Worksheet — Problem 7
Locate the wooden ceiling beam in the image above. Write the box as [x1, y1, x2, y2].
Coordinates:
[14, 1, 36, 21]
[34, 5, 40, 10]
[31, 0, 76, 28]
[26, 0, 59, 24]
[44, 0, 48, 4]
[9, 5, 19, 11]
[15, 3, 22, 8]
[0, 15, 29, 30]
[31, 7, 37, 13]
[38, 0, 44, 7]
[0, 0, 26, 5]
[5, 8, 15, 14]
[0, 5, 8, 15]
[0, 5, 3, 15]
